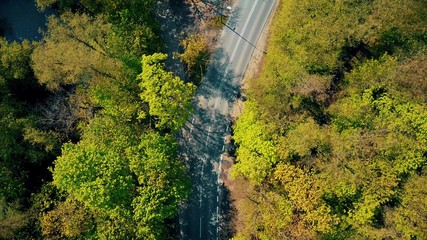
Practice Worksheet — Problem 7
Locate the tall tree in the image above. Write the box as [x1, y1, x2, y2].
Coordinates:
[138, 53, 195, 132]
[35, 0, 160, 56]
[31, 13, 122, 91]
[53, 116, 190, 239]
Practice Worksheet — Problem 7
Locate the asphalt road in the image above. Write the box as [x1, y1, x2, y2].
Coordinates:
[178, 0, 277, 239]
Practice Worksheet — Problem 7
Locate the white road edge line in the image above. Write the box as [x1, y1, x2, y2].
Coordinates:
[236, 0, 277, 84]
[218, 154, 223, 184]
[189, 118, 195, 142]
[199, 181, 202, 208]
[205, 126, 211, 147]
[223, 0, 260, 79]
[199, 176, 202, 207]
[199, 217, 202, 238]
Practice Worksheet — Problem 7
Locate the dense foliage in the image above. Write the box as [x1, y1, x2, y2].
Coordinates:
[177, 33, 210, 84]
[0, 0, 193, 239]
[0, 38, 61, 238]
[233, 0, 427, 239]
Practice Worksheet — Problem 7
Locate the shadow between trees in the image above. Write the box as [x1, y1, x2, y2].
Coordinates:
[219, 183, 237, 239]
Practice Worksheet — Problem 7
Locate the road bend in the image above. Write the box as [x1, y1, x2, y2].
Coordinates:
[178, 0, 277, 239]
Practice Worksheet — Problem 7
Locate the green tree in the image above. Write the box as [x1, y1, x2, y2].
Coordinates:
[41, 199, 94, 239]
[1, 39, 57, 204]
[138, 53, 195, 132]
[0, 38, 62, 238]
[35, 0, 160, 56]
[386, 171, 427, 239]
[31, 13, 123, 91]
[0, 198, 28, 239]
[0, 38, 33, 80]
[232, 101, 278, 184]
[128, 131, 190, 238]
[53, 115, 190, 239]
[177, 33, 210, 83]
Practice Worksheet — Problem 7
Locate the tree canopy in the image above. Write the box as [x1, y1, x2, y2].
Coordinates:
[138, 53, 195, 132]
[0, 0, 194, 238]
[232, 0, 427, 239]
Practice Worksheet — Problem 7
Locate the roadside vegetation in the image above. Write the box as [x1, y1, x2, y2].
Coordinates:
[232, 0, 427, 239]
[3, 0, 425, 239]
[178, 33, 210, 84]
[1, 0, 196, 239]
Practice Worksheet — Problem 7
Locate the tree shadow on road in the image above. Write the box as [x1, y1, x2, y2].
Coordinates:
[197, 47, 242, 116]
[155, 0, 195, 81]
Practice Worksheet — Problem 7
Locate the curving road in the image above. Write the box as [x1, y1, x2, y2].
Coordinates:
[178, 0, 277, 239]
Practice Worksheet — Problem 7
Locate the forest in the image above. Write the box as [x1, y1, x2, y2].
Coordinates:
[1, 0, 427, 239]
[0, 0, 197, 239]
[232, 0, 427, 239]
